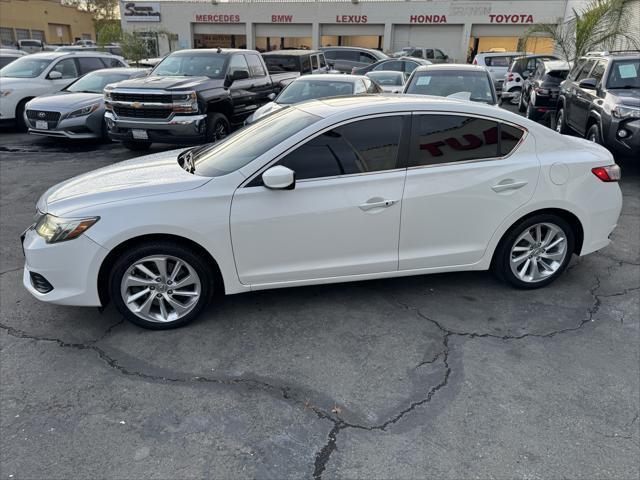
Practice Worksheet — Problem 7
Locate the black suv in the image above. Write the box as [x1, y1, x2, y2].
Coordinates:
[520, 60, 570, 121]
[556, 51, 640, 156]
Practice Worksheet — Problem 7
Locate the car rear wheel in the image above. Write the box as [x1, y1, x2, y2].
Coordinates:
[109, 242, 214, 329]
[493, 214, 574, 289]
[555, 107, 569, 134]
[123, 140, 152, 151]
[587, 123, 602, 145]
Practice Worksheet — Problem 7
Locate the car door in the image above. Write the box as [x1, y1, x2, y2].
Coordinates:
[230, 114, 409, 285]
[244, 53, 273, 107]
[399, 113, 538, 269]
[569, 59, 596, 133]
[227, 54, 258, 123]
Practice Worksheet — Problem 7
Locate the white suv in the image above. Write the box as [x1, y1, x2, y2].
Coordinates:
[473, 51, 530, 92]
[0, 51, 127, 129]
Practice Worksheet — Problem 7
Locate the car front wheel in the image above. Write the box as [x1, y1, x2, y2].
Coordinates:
[555, 107, 569, 134]
[493, 215, 575, 289]
[587, 123, 602, 145]
[206, 113, 230, 143]
[109, 242, 214, 329]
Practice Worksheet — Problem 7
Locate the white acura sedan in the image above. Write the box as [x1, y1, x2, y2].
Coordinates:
[22, 96, 622, 329]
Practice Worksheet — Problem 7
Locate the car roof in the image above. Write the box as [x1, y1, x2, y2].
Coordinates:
[477, 51, 529, 57]
[542, 60, 571, 70]
[262, 50, 320, 56]
[17, 51, 116, 60]
[171, 48, 258, 55]
[413, 63, 489, 72]
[320, 46, 385, 54]
[513, 54, 558, 61]
[295, 95, 515, 120]
[292, 74, 366, 83]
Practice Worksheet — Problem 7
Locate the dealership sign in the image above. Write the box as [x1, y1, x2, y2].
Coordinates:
[122, 2, 160, 22]
[410, 15, 448, 24]
[489, 14, 534, 23]
[195, 14, 241, 23]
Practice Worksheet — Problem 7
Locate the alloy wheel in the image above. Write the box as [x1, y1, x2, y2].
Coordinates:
[214, 121, 227, 141]
[556, 110, 564, 133]
[120, 255, 201, 323]
[509, 222, 567, 283]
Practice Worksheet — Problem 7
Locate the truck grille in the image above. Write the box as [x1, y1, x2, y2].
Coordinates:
[111, 92, 173, 103]
[113, 106, 171, 119]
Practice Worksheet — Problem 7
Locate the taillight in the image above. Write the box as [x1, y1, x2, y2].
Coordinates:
[592, 165, 621, 182]
[507, 74, 514, 81]
[473, 59, 477, 65]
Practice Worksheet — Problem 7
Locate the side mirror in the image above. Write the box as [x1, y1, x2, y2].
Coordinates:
[262, 165, 295, 190]
[48, 71, 62, 80]
[267, 92, 276, 101]
[327, 61, 335, 68]
[224, 69, 249, 87]
[578, 78, 597, 89]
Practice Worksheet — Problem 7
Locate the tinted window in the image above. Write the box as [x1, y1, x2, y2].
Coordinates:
[311, 54, 319, 69]
[103, 57, 125, 68]
[276, 79, 354, 104]
[245, 54, 266, 77]
[485, 56, 510, 67]
[277, 116, 404, 180]
[374, 60, 403, 72]
[410, 115, 500, 166]
[590, 60, 607, 84]
[543, 69, 568, 84]
[359, 52, 377, 64]
[435, 50, 446, 60]
[403, 61, 419, 74]
[228, 54, 249, 76]
[426, 49, 434, 59]
[331, 50, 358, 61]
[264, 55, 299, 72]
[50, 58, 79, 79]
[0, 57, 16, 68]
[411, 49, 423, 58]
[301, 55, 311, 73]
[576, 60, 595, 81]
[78, 57, 105, 74]
[319, 54, 327, 68]
[500, 124, 525, 156]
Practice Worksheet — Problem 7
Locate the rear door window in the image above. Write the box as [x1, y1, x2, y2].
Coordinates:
[78, 57, 105, 75]
[311, 54, 319, 70]
[359, 52, 377, 64]
[374, 60, 403, 72]
[300, 56, 311, 74]
[485, 56, 510, 67]
[425, 49, 435, 59]
[576, 60, 596, 81]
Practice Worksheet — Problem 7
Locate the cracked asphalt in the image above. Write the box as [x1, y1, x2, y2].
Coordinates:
[1, 115, 639, 479]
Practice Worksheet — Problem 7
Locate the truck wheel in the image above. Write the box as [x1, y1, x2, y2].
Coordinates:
[587, 123, 602, 145]
[123, 140, 151, 151]
[206, 113, 230, 143]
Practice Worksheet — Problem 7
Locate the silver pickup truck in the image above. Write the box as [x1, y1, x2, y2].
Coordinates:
[104, 48, 298, 151]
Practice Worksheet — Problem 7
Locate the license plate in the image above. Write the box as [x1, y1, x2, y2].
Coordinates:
[36, 120, 48, 130]
[132, 129, 148, 140]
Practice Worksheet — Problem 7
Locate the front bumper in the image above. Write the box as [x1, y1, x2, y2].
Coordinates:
[26, 112, 103, 139]
[603, 118, 640, 157]
[105, 111, 207, 144]
[22, 228, 108, 306]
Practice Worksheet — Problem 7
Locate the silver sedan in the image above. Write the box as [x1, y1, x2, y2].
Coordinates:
[25, 68, 148, 140]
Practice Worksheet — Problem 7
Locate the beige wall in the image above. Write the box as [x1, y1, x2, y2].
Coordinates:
[0, 0, 95, 44]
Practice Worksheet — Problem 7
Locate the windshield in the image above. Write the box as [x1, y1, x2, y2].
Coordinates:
[406, 70, 496, 104]
[190, 108, 321, 177]
[367, 72, 404, 85]
[607, 59, 640, 89]
[0, 57, 52, 78]
[276, 80, 354, 105]
[151, 53, 227, 78]
[66, 71, 135, 93]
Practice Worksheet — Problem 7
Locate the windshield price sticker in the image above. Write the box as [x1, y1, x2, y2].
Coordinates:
[416, 76, 432, 86]
[618, 64, 637, 79]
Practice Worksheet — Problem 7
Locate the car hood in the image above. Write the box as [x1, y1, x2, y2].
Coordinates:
[27, 91, 103, 111]
[111, 75, 224, 91]
[612, 89, 640, 107]
[0, 76, 41, 88]
[39, 149, 211, 215]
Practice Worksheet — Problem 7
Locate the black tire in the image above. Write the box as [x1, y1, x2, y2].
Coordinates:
[123, 140, 152, 151]
[587, 123, 602, 145]
[508, 87, 522, 106]
[205, 113, 230, 143]
[518, 90, 527, 112]
[15, 99, 29, 131]
[555, 106, 569, 134]
[492, 214, 575, 289]
[101, 119, 112, 143]
[525, 101, 538, 121]
[109, 241, 215, 329]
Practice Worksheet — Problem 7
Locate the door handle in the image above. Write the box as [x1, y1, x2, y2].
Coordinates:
[359, 199, 397, 211]
[492, 180, 528, 193]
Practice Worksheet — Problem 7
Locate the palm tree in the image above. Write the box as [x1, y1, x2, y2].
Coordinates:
[523, 0, 639, 63]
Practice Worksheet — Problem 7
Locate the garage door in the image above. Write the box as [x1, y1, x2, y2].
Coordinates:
[193, 23, 246, 35]
[392, 24, 464, 60]
[321, 24, 384, 36]
[255, 23, 311, 37]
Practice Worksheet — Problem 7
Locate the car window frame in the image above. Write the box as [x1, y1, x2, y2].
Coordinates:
[406, 112, 528, 170]
[48, 57, 80, 79]
[242, 112, 412, 187]
[575, 59, 596, 82]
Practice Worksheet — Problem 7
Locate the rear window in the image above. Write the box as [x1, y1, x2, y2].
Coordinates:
[263, 55, 299, 73]
[485, 56, 511, 67]
[406, 70, 496, 104]
[544, 69, 568, 83]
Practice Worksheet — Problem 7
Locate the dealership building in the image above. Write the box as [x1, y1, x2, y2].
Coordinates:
[120, 0, 637, 62]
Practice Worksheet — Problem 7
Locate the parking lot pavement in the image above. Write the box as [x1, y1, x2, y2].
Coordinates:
[1, 127, 638, 479]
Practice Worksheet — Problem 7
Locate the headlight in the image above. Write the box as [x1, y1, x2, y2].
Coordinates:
[66, 103, 100, 119]
[0, 89, 12, 97]
[172, 91, 198, 113]
[35, 214, 99, 243]
[612, 105, 640, 119]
